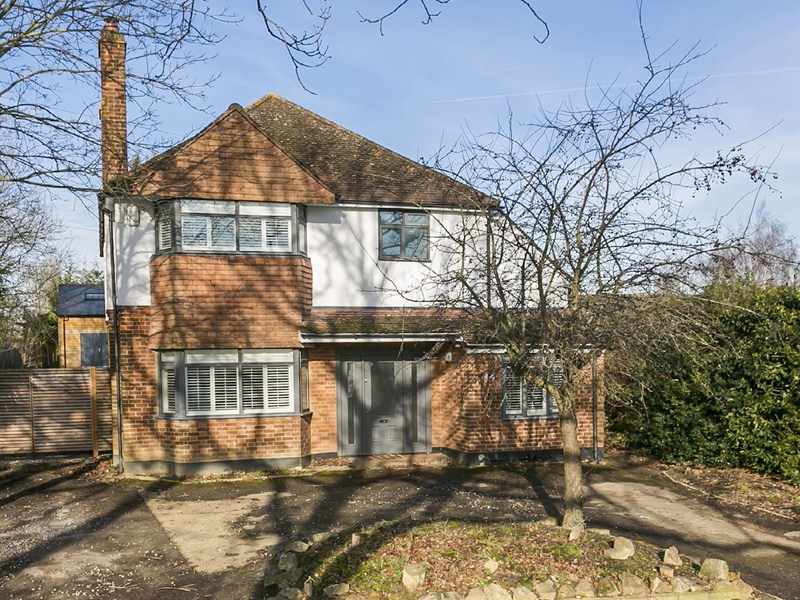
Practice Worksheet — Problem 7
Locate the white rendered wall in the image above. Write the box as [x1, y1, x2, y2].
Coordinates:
[306, 205, 481, 308]
[104, 198, 154, 307]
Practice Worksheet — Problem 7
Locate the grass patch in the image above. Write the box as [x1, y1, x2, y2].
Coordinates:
[295, 519, 696, 598]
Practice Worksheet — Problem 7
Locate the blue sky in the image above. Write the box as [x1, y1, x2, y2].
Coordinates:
[61, 1, 800, 267]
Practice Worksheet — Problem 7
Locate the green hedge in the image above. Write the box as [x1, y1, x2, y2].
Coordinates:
[611, 283, 800, 485]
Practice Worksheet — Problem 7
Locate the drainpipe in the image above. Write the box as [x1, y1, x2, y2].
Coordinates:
[99, 17, 128, 472]
[101, 197, 124, 472]
[591, 356, 599, 463]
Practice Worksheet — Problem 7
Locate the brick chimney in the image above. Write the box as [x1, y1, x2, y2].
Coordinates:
[99, 17, 128, 187]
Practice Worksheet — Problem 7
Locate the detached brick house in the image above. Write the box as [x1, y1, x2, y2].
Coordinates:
[99, 20, 604, 474]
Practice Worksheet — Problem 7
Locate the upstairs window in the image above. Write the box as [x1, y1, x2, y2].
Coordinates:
[379, 210, 429, 261]
[155, 200, 304, 255]
[502, 360, 563, 419]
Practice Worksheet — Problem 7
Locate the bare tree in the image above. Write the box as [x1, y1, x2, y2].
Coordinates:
[0, 184, 62, 361]
[426, 47, 771, 527]
[0, 1, 231, 196]
[705, 202, 799, 285]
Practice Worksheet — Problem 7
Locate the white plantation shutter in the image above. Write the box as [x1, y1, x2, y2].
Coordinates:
[162, 367, 175, 413]
[266, 364, 292, 411]
[186, 367, 212, 412]
[264, 217, 291, 250]
[527, 384, 546, 416]
[213, 366, 239, 412]
[157, 207, 173, 251]
[239, 217, 263, 250]
[241, 365, 265, 411]
[503, 368, 523, 415]
[181, 215, 208, 249]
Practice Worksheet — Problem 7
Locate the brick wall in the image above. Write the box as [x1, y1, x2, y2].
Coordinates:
[110, 306, 312, 470]
[149, 254, 312, 349]
[110, 305, 603, 471]
[58, 316, 107, 368]
[307, 345, 337, 455]
[431, 350, 604, 454]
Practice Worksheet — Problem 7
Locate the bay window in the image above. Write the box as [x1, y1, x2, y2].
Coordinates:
[155, 200, 305, 254]
[158, 349, 299, 417]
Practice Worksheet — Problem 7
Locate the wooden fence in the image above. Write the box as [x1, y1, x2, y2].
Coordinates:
[0, 368, 112, 455]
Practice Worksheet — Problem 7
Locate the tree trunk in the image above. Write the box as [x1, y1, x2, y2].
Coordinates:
[559, 398, 585, 528]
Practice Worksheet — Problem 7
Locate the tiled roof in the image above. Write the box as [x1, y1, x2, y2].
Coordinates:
[303, 308, 472, 338]
[245, 94, 487, 207]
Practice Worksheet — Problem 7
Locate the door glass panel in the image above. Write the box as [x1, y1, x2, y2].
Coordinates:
[411, 363, 419, 443]
[346, 362, 356, 445]
[371, 361, 396, 417]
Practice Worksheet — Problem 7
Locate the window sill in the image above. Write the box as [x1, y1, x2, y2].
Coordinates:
[378, 257, 431, 263]
[502, 414, 560, 421]
[153, 250, 307, 258]
[157, 412, 303, 420]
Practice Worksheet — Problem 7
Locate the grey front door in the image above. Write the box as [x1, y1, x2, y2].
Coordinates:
[367, 361, 404, 453]
[337, 354, 430, 456]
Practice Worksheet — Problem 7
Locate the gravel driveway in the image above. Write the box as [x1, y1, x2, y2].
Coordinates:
[0, 455, 797, 599]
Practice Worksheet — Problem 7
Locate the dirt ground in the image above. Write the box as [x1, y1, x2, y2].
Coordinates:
[0, 454, 797, 600]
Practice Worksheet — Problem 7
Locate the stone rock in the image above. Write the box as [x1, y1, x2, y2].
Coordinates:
[671, 576, 695, 593]
[442, 593, 466, 600]
[303, 578, 314, 597]
[286, 541, 310, 553]
[568, 526, 584, 542]
[273, 588, 304, 600]
[574, 578, 595, 597]
[483, 583, 512, 600]
[418, 594, 443, 600]
[277, 552, 298, 571]
[534, 579, 557, 600]
[310, 532, 332, 544]
[539, 517, 559, 527]
[659, 565, 675, 579]
[604, 536, 635, 560]
[324, 583, 351, 597]
[556, 584, 576, 599]
[466, 589, 488, 600]
[699, 558, 730, 581]
[620, 575, 648, 596]
[512, 586, 538, 600]
[650, 577, 673, 594]
[587, 528, 611, 536]
[662, 545, 683, 567]
[277, 568, 303, 587]
[595, 578, 620, 597]
[484, 558, 500, 574]
[351, 533, 366, 547]
[403, 563, 427, 593]
[728, 579, 755, 599]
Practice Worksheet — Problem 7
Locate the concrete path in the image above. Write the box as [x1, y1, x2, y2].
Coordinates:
[583, 463, 800, 600]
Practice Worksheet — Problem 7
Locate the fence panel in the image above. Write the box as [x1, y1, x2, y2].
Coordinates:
[0, 368, 112, 455]
[0, 371, 33, 454]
